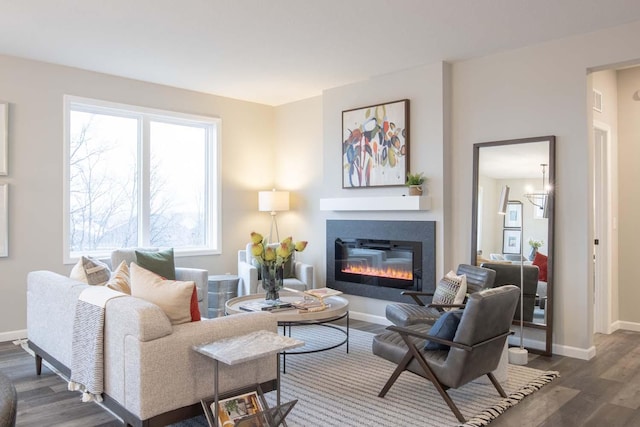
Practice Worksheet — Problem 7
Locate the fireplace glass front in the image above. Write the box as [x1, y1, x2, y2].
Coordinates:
[334, 238, 422, 291]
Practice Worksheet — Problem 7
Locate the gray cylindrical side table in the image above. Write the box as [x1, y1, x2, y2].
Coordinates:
[207, 274, 240, 318]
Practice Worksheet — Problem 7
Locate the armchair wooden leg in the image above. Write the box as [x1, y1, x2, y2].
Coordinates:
[486, 372, 508, 398]
[378, 350, 414, 398]
[400, 334, 467, 423]
[35, 354, 42, 375]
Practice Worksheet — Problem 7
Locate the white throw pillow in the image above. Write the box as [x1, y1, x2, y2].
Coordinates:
[432, 270, 467, 310]
[130, 262, 194, 325]
[69, 256, 110, 286]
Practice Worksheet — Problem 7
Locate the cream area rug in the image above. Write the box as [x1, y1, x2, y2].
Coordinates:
[173, 326, 559, 427]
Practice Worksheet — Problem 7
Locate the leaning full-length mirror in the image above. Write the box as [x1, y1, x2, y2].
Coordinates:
[471, 136, 555, 356]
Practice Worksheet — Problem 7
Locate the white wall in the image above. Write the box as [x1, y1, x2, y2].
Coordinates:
[591, 69, 620, 326]
[273, 96, 324, 284]
[451, 20, 640, 358]
[617, 66, 640, 324]
[0, 54, 276, 340]
[477, 174, 500, 257]
[316, 63, 449, 322]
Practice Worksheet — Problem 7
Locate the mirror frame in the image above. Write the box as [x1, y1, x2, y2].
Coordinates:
[471, 135, 555, 356]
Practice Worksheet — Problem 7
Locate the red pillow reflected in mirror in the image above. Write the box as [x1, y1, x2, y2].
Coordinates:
[532, 252, 548, 282]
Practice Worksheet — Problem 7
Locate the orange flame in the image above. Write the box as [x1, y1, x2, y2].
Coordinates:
[342, 264, 413, 280]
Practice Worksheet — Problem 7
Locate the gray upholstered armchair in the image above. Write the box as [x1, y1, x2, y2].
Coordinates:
[480, 262, 539, 322]
[385, 264, 496, 327]
[373, 285, 520, 423]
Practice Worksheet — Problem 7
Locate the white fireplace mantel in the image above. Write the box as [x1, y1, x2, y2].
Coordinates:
[319, 195, 431, 211]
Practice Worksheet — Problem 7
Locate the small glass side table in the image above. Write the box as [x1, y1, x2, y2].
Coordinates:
[194, 330, 303, 427]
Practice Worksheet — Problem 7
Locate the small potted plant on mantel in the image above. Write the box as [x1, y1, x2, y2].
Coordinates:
[406, 172, 426, 196]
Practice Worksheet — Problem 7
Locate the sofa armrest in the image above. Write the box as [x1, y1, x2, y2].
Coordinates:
[176, 267, 208, 314]
[238, 260, 258, 296]
[106, 311, 278, 420]
[106, 296, 173, 342]
[27, 270, 88, 367]
[294, 261, 314, 289]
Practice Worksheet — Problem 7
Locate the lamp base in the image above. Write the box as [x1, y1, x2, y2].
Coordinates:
[508, 347, 528, 365]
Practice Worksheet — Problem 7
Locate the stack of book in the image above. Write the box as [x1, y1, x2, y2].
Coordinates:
[291, 288, 343, 312]
[291, 298, 327, 312]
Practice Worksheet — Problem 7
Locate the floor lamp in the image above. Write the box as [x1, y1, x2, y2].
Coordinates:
[498, 185, 528, 365]
[258, 189, 290, 243]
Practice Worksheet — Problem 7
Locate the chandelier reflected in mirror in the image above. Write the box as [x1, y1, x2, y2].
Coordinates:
[524, 163, 550, 219]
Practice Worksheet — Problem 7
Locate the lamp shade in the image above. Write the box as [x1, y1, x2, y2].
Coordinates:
[498, 185, 510, 215]
[258, 190, 290, 212]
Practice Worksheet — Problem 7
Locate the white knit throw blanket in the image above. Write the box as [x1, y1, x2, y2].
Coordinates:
[68, 286, 124, 402]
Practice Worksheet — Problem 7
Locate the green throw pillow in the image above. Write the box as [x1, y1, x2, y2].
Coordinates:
[135, 248, 176, 280]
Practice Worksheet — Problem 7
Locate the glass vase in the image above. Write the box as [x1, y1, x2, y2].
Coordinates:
[262, 264, 284, 301]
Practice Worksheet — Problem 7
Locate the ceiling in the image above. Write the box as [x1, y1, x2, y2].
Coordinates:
[2, 1, 640, 106]
[479, 141, 550, 179]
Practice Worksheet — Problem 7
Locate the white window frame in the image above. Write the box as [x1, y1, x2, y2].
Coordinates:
[63, 95, 221, 263]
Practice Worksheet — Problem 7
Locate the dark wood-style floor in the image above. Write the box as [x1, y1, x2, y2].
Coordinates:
[2, 321, 640, 426]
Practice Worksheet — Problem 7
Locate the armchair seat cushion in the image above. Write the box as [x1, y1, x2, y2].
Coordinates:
[372, 324, 449, 368]
[385, 303, 441, 327]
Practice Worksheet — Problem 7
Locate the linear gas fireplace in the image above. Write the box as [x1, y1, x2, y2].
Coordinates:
[335, 238, 421, 289]
[327, 220, 435, 302]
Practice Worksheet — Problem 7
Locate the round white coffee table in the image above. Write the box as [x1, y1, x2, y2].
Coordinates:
[225, 291, 349, 372]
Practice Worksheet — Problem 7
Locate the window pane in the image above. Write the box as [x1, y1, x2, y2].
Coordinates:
[69, 111, 138, 252]
[149, 121, 207, 248]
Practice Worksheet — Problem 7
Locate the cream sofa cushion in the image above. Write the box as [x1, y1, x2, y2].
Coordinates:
[130, 263, 194, 325]
[106, 261, 131, 294]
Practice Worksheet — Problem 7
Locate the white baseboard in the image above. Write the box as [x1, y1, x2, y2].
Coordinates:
[553, 343, 596, 360]
[0, 329, 27, 343]
[611, 320, 640, 332]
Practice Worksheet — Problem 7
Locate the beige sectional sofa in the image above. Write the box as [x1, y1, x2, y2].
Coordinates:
[26, 270, 278, 427]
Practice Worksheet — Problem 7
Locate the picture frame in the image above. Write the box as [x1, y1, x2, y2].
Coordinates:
[342, 99, 409, 188]
[503, 229, 521, 254]
[0, 102, 7, 176]
[0, 184, 7, 257]
[503, 201, 522, 228]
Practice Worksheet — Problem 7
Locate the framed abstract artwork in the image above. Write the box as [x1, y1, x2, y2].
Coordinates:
[342, 99, 409, 188]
